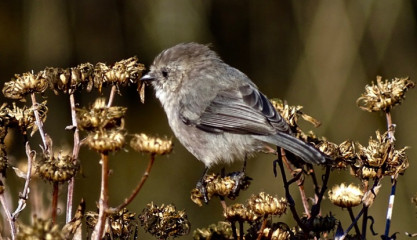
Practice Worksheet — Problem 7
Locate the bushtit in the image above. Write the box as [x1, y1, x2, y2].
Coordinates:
[141, 43, 325, 184]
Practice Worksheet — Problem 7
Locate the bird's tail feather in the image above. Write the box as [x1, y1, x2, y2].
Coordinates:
[254, 133, 326, 164]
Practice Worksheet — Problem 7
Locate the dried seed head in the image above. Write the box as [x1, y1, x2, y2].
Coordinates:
[77, 98, 126, 131]
[193, 221, 234, 240]
[301, 214, 337, 233]
[357, 76, 415, 112]
[6, 102, 48, 135]
[224, 203, 257, 222]
[357, 131, 391, 168]
[130, 133, 173, 155]
[263, 227, 291, 240]
[17, 217, 64, 240]
[247, 192, 287, 216]
[385, 147, 409, 176]
[360, 166, 378, 179]
[86, 208, 137, 239]
[37, 151, 79, 183]
[85, 130, 125, 153]
[3, 72, 48, 100]
[139, 202, 190, 239]
[270, 99, 321, 130]
[328, 183, 363, 208]
[339, 140, 356, 160]
[317, 140, 339, 159]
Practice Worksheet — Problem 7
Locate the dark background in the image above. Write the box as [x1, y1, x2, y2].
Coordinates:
[0, 0, 417, 239]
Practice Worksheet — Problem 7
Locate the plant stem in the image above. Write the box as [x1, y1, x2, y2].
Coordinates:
[230, 221, 238, 240]
[92, 153, 109, 240]
[30, 94, 48, 151]
[51, 182, 59, 224]
[0, 194, 15, 240]
[66, 93, 81, 223]
[113, 154, 155, 211]
[12, 142, 34, 219]
[257, 216, 268, 240]
[347, 207, 361, 236]
[107, 85, 117, 108]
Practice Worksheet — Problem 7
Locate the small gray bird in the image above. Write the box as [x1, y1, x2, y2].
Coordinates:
[141, 42, 325, 187]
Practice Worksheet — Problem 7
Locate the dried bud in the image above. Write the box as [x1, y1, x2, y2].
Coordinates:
[3, 72, 48, 100]
[385, 147, 409, 176]
[357, 76, 415, 112]
[247, 192, 287, 216]
[301, 214, 337, 233]
[328, 183, 363, 208]
[85, 130, 125, 153]
[193, 221, 234, 240]
[339, 140, 356, 160]
[139, 202, 190, 239]
[360, 166, 378, 179]
[130, 133, 173, 155]
[6, 102, 48, 135]
[224, 203, 257, 222]
[37, 151, 79, 183]
[17, 218, 64, 240]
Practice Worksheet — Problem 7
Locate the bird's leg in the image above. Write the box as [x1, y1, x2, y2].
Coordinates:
[196, 167, 209, 204]
[230, 155, 250, 198]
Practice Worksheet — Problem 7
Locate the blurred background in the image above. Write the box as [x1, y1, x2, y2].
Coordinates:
[0, 0, 417, 239]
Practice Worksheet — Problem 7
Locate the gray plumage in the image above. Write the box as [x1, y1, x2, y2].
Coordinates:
[141, 42, 325, 167]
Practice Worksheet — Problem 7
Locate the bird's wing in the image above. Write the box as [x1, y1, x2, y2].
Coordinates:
[179, 84, 290, 135]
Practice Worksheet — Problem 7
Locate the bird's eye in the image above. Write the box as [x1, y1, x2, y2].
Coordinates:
[161, 70, 168, 78]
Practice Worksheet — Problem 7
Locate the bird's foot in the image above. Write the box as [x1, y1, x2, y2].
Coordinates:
[228, 171, 252, 199]
[196, 179, 209, 204]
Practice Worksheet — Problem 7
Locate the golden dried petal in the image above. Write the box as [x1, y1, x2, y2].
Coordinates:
[328, 183, 363, 208]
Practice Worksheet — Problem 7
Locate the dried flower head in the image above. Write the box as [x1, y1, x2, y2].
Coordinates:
[104, 57, 145, 86]
[328, 183, 363, 208]
[44, 63, 94, 94]
[247, 192, 287, 216]
[384, 146, 409, 176]
[224, 203, 257, 222]
[191, 173, 251, 206]
[3, 72, 48, 100]
[357, 131, 391, 168]
[339, 140, 356, 160]
[86, 208, 137, 239]
[130, 133, 173, 155]
[6, 102, 48, 135]
[139, 202, 190, 239]
[17, 217, 64, 240]
[77, 98, 126, 131]
[359, 166, 378, 179]
[263, 227, 291, 240]
[357, 76, 415, 112]
[37, 151, 79, 183]
[301, 214, 337, 233]
[193, 221, 234, 240]
[316, 140, 339, 159]
[62, 200, 85, 239]
[85, 130, 125, 153]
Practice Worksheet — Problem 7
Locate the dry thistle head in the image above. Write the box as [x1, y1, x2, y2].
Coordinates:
[3, 72, 48, 100]
[384, 146, 409, 176]
[37, 151, 79, 183]
[104, 57, 145, 86]
[193, 221, 234, 240]
[328, 183, 363, 208]
[139, 202, 190, 239]
[247, 192, 287, 216]
[316, 140, 339, 159]
[224, 203, 257, 223]
[357, 76, 415, 112]
[17, 217, 64, 240]
[77, 98, 126, 131]
[130, 133, 173, 155]
[85, 129, 125, 153]
[86, 208, 137, 239]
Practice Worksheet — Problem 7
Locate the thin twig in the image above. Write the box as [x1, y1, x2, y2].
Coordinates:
[0, 193, 15, 240]
[347, 207, 361, 236]
[257, 216, 268, 240]
[51, 182, 59, 224]
[276, 148, 308, 233]
[92, 153, 110, 240]
[66, 93, 81, 223]
[230, 221, 238, 240]
[107, 85, 117, 108]
[12, 142, 35, 219]
[113, 154, 156, 211]
[340, 207, 365, 240]
[30, 93, 48, 151]
[310, 166, 330, 219]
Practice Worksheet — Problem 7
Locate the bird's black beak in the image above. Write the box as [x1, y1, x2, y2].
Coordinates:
[140, 73, 155, 82]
